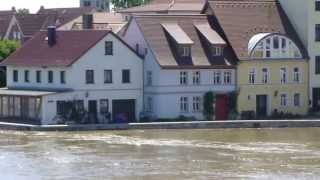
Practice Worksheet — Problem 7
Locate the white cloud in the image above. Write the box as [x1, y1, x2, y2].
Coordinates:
[0, 0, 79, 13]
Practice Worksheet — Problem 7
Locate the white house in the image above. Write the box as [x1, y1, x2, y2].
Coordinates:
[0, 27, 143, 125]
[279, 0, 320, 111]
[122, 14, 237, 120]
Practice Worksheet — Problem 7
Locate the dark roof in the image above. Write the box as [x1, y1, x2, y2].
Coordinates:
[133, 14, 236, 69]
[0, 14, 13, 37]
[0, 9, 16, 15]
[206, 0, 308, 60]
[15, 14, 49, 36]
[1, 30, 142, 67]
[118, 0, 205, 14]
[37, 7, 95, 28]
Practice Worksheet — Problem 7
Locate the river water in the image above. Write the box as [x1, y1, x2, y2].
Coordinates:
[0, 128, 320, 180]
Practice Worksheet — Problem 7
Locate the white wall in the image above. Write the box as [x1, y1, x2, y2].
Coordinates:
[7, 33, 143, 124]
[122, 18, 236, 120]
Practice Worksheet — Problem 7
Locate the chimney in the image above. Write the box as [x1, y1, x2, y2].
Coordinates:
[40, 5, 44, 10]
[47, 26, 56, 47]
[11, 6, 16, 12]
[82, 14, 93, 30]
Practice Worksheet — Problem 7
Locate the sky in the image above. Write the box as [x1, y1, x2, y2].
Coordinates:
[0, 0, 79, 13]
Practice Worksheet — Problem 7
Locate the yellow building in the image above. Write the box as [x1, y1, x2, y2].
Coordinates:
[237, 58, 309, 116]
[205, 0, 309, 118]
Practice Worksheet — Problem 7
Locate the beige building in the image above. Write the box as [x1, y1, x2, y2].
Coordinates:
[280, 0, 320, 111]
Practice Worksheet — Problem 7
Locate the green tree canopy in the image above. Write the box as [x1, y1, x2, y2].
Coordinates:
[0, 40, 20, 61]
[112, 0, 152, 9]
[17, 8, 30, 15]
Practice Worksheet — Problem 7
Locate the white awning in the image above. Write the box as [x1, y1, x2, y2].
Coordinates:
[0, 88, 59, 97]
[194, 23, 226, 45]
[161, 23, 194, 44]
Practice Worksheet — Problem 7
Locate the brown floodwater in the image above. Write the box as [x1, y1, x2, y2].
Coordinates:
[0, 128, 319, 179]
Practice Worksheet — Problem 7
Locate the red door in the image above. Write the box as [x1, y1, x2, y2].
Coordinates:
[215, 95, 228, 120]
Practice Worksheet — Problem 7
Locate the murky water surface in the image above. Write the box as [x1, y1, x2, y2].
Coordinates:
[0, 128, 320, 179]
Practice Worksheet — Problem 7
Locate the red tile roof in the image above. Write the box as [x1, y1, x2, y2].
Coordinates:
[0, 14, 13, 37]
[206, 0, 308, 60]
[1, 30, 110, 67]
[15, 14, 49, 37]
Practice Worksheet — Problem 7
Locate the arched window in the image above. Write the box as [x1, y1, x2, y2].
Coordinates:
[248, 33, 302, 59]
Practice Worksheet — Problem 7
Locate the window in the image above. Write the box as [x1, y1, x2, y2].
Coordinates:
[86, 70, 94, 84]
[294, 93, 300, 107]
[146, 97, 153, 112]
[192, 71, 200, 85]
[122, 69, 130, 83]
[13, 70, 18, 82]
[273, 36, 279, 49]
[48, 71, 53, 83]
[105, 41, 113, 55]
[24, 70, 29, 83]
[280, 94, 287, 107]
[316, 1, 320, 11]
[180, 97, 188, 113]
[293, 67, 300, 83]
[316, 24, 320, 41]
[192, 96, 201, 112]
[262, 68, 269, 84]
[280, 68, 287, 84]
[83, 0, 91, 6]
[181, 46, 191, 57]
[60, 71, 66, 84]
[36, 71, 41, 83]
[249, 68, 256, 84]
[146, 71, 152, 86]
[104, 70, 112, 84]
[180, 71, 188, 85]
[212, 46, 222, 56]
[316, 56, 320, 74]
[250, 34, 302, 59]
[100, 99, 109, 113]
[213, 71, 221, 84]
[224, 71, 232, 84]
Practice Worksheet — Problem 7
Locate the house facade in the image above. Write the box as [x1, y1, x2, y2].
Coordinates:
[279, 0, 320, 111]
[205, 0, 309, 118]
[122, 15, 237, 120]
[1, 29, 143, 125]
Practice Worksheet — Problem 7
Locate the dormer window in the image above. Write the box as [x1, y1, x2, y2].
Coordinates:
[181, 46, 191, 57]
[249, 33, 303, 59]
[212, 46, 222, 56]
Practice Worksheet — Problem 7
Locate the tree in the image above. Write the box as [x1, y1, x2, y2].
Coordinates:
[17, 8, 30, 15]
[0, 40, 20, 61]
[203, 91, 216, 121]
[0, 40, 20, 87]
[112, 0, 152, 9]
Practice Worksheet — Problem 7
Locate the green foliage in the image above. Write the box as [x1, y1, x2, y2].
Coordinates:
[112, 0, 152, 9]
[17, 8, 30, 15]
[203, 91, 216, 121]
[0, 40, 20, 61]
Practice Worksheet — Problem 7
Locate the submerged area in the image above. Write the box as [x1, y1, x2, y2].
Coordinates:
[0, 128, 319, 179]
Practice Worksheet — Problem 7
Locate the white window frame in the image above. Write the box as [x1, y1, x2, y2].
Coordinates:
[180, 71, 188, 85]
[249, 68, 256, 84]
[180, 97, 189, 113]
[224, 71, 232, 84]
[280, 67, 287, 84]
[192, 71, 200, 85]
[213, 70, 221, 85]
[293, 93, 301, 107]
[280, 94, 288, 107]
[181, 46, 191, 57]
[293, 67, 300, 83]
[192, 96, 201, 112]
[212, 46, 222, 56]
[262, 67, 269, 84]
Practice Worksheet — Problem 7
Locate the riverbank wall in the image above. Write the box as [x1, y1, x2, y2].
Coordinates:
[1, 120, 320, 131]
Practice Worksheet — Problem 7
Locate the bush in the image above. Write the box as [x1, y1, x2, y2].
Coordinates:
[241, 111, 255, 120]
